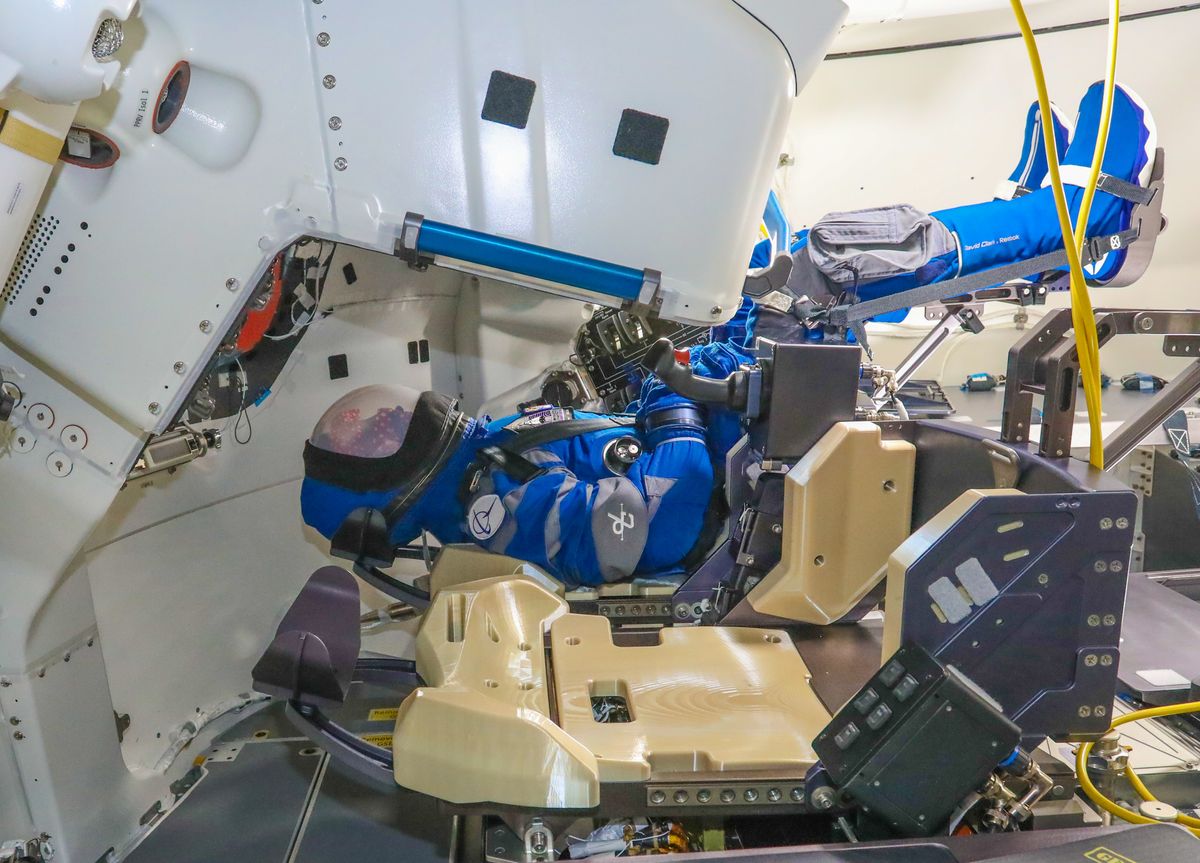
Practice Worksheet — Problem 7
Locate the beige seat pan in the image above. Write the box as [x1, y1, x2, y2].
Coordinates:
[392, 577, 830, 809]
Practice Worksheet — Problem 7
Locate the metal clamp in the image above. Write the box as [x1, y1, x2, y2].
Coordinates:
[394, 212, 431, 270]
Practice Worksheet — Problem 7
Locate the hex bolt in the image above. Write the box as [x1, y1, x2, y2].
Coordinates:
[323, 74, 337, 89]
[173, 362, 186, 375]
[148, 402, 161, 415]
[199, 320, 213, 334]
[328, 116, 343, 130]
[334, 157, 348, 171]
[316, 32, 331, 46]
[226, 277, 239, 291]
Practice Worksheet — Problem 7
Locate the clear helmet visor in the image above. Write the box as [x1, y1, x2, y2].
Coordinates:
[310, 385, 420, 458]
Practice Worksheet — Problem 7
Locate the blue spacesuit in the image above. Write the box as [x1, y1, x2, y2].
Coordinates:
[302, 302, 756, 588]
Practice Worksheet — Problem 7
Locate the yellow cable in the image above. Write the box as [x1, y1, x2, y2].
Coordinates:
[1075, 701, 1200, 836]
[1008, 0, 1117, 469]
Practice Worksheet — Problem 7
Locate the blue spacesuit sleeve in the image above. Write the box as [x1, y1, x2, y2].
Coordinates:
[631, 296, 755, 460]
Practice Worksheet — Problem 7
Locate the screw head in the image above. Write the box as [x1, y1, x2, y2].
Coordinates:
[0, 679, 9, 687]
[1116, 517, 1130, 530]
[772, 523, 783, 535]
[8, 717, 19, 726]
[674, 790, 689, 804]
[322, 74, 336, 89]
[697, 789, 711, 803]
[1079, 705, 1093, 718]
[710, 306, 723, 316]
[1038, 573, 1050, 586]
[1140, 316, 1155, 331]
[650, 790, 666, 804]
[1088, 614, 1101, 627]
[226, 277, 239, 291]
[767, 788, 782, 802]
[1104, 614, 1118, 626]
[328, 116, 342, 130]
[148, 402, 161, 415]
[674, 603, 691, 620]
[316, 32, 331, 46]
[744, 789, 759, 802]
[13, 731, 24, 741]
[334, 157, 348, 171]
[1111, 560, 1124, 573]
[1094, 561, 1109, 573]
[173, 362, 186, 375]
[1100, 517, 1114, 530]
[1085, 654, 1099, 667]
[791, 787, 804, 802]
[720, 789, 736, 803]
[199, 320, 213, 334]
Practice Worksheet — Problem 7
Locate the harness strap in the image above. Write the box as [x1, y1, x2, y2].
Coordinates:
[1059, 164, 1156, 206]
[460, 415, 638, 502]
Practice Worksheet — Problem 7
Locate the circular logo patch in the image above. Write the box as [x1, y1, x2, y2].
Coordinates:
[468, 493, 504, 541]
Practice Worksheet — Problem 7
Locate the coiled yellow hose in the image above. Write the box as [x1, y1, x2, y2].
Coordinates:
[1075, 701, 1200, 836]
[1008, 0, 1118, 469]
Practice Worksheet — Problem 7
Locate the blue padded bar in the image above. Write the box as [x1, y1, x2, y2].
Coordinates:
[415, 219, 646, 300]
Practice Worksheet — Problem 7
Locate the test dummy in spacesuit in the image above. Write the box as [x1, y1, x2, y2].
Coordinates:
[301, 303, 759, 588]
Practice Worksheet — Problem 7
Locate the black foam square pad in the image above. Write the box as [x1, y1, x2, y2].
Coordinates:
[481, 70, 537, 129]
[613, 109, 670, 165]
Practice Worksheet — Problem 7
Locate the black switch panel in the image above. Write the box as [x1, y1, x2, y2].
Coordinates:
[813, 644, 1020, 837]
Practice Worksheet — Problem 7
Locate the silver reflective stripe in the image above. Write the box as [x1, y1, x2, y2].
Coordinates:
[643, 475, 677, 524]
[590, 477, 648, 582]
[653, 436, 706, 447]
[523, 447, 562, 468]
[485, 483, 531, 556]
[544, 475, 579, 561]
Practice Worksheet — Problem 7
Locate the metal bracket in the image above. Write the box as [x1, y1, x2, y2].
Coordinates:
[394, 211, 431, 270]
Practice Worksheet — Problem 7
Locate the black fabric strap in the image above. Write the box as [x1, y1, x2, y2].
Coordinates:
[502, 416, 635, 453]
[1095, 172, 1157, 206]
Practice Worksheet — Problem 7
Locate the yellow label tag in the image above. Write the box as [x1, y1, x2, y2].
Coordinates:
[1085, 848, 1137, 863]
[360, 733, 393, 748]
[367, 707, 399, 722]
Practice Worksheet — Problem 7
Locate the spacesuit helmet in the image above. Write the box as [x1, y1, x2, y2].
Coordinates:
[309, 385, 420, 459]
[301, 385, 470, 563]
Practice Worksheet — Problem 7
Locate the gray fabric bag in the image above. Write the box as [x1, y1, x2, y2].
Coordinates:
[807, 204, 957, 285]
